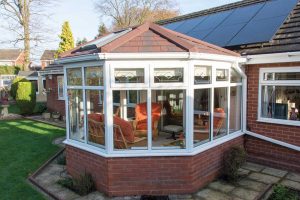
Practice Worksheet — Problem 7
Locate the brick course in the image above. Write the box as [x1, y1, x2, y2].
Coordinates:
[66, 136, 244, 197]
[46, 75, 65, 116]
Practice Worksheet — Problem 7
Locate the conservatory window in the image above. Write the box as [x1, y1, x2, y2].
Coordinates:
[231, 68, 242, 83]
[152, 90, 186, 149]
[114, 68, 144, 83]
[259, 67, 300, 126]
[194, 89, 211, 146]
[68, 89, 85, 142]
[57, 76, 64, 100]
[194, 66, 211, 84]
[67, 68, 82, 85]
[213, 87, 228, 138]
[154, 68, 184, 83]
[216, 69, 229, 81]
[230, 86, 242, 133]
[85, 67, 103, 86]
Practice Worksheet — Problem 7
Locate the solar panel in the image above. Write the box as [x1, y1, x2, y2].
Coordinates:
[227, 15, 286, 46]
[188, 29, 213, 40]
[204, 23, 246, 46]
[164, 21, 185, 30]
[174, 16, 207, 34]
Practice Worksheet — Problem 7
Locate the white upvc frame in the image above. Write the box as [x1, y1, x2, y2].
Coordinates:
[258, 67, 300, 127]
[63, 57, 246, 157]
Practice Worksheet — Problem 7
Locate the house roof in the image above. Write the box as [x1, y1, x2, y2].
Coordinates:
[60, 22, 240, 58]
[158, 0, 299, 55]
[0, 49, 23, 61]
[40, 50, 56, 61]
[40, 63, 64, 75]
[18, 71, 38, 78]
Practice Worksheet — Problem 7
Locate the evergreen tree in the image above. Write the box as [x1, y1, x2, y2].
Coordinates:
[56, 21, 75, 56]
[96, 23, 108, 38]
[76, 37, 88, 46]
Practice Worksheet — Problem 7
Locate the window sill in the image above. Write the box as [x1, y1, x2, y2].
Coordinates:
[57, 98, 65, 101]
[257, 118, 300, 127]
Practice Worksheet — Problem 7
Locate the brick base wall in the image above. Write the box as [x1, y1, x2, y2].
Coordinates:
[46, 75, 65, 116]
[66, 136, 244, 197]
[245, 135, 300, 173]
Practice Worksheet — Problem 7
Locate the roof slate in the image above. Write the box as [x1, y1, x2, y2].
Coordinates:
[61, 22, 240, 58]
[40, 50, 56, 61]
[0, 49, 23, 61]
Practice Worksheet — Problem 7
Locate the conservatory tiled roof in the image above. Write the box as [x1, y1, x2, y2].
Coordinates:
[60, 22, 240, 58]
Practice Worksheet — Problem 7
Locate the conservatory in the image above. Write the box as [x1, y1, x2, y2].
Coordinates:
[61, 22, 246, 157]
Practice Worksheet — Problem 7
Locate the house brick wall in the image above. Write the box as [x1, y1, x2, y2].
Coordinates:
[15, 51, 25, 66]
[66, 136, 244, 197]
[46, 75, 65, 116]
[245, 62, 300, 173]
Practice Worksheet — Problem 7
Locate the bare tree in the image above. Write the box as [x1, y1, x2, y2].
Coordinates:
[94, 0, 179, 30]
[0, 0, 55, 70]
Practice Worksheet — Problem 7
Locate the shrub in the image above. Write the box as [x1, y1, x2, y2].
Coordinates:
[56, 153, 66, 165]
[0, 66, 20, 75]
[16, 82, 36, 115]
[33, 102, 47, 114]
[223, 146, 246, 182]
[269, 184, 299, 200]
[57, 172, 95, 196]
[10, 76, 29, 99]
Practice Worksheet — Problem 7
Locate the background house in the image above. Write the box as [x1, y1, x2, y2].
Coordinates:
[0, 49, 25, 66]
[159, 0, 300, 171]
[40, 50, 56, 69]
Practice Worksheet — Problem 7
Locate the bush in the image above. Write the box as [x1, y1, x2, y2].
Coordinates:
[269, 184, 299, 200]
[33, 102, 47, 114]
[57, 172, 95, 196]
[16, 82, 36, 115]
[10, 76, 29, 99]
[223, 146, 246, 182]
[0, 66, 20, 75]
[56, 152, 66, 165]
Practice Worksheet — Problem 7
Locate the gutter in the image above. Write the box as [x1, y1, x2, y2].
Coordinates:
[245, 51, 300, 64]
[55, 53, 100, 64]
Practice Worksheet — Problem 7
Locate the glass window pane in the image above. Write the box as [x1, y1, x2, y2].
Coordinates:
[216, 69, 229, 81]
[154, 68, 184, 83]
[194, 66, 211, 84]
[194, 89, 211, 146]
[68, 89, 84, 142]
[261, 86, 300, 121]
[85, 67, 103, 86]
[230, 87, 242, 133]
[57, 76, 64, 99]
[213, 88, 228, 138]
[86, 90, 105, 148]
[264, 72, 300, 81]
[231, 68, 242, 83]
[152, 90, 186, 149]
[67, 68, 82, 86]
[113, 90, 148, 150]
[114, 68, 144, 83]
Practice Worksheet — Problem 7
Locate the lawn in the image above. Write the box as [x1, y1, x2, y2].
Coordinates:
[0, 119, 65, 199]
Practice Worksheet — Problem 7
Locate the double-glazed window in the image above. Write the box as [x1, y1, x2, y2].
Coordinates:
[259, 67, 300, 126]
[57, 76, 64, 100]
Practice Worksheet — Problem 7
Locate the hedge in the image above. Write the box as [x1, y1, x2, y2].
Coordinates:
[10, 76, 29, 99]
[0, 66, 20, 75]
[16, 82, 36, 115]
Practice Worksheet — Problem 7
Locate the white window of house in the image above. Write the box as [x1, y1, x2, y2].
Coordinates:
[259, 67, 300, 126]
[57, 76, 64, 100]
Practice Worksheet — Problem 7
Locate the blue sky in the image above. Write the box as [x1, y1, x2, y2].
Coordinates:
[0, 0, 240, 59]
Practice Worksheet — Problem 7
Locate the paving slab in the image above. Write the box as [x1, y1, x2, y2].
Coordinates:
[208, 180, 235, 193]
[242, 162, 265, 172]
[56, 189, 80, 200]
[286, 172, 300, 182]
[196, 188, 231, 200]
[169, 194, 194, 200]
[262, 167, 288, 178]
[75, 192, 108, 200]
[248, 172, 280, 184]
[238, 168, 250, 177]
[280, 179, 300, 190]
[237, 178, 267, 192]
[231, 188, 260, 200]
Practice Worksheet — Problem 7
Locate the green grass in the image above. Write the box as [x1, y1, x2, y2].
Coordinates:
[0, 119, 65, 200]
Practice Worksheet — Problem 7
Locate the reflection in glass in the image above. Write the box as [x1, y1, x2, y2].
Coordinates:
[261, 86, 300, 121]
[152, 90, 186, 149]
[86, 90, 105, 148]
[68, 89, 84, 142]
[67, 68, 82, 85]
[85, 67, 103, 86]
[216, 69, 229, 81]
[230, 87, 242, 133]
[264, 72, 300, 81]
[213, 88, 228, 138]
[194, 89, 211, 146]
[231, 68, 242, 83]
[113, 90, 148, 150]
[154, 68, 184, 83]
[114, 68, 144, 83]
[194, 66, 211, 84]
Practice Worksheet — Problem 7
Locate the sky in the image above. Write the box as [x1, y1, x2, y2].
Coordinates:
[0, 0, 240, 60]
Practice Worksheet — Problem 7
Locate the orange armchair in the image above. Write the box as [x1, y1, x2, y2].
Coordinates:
[133, 102, 162, 139]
